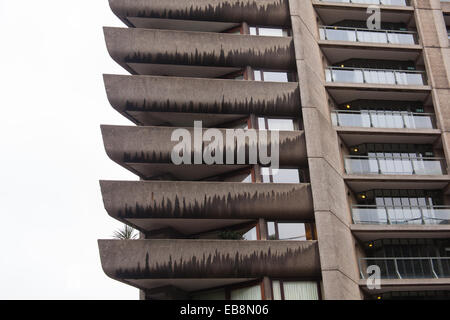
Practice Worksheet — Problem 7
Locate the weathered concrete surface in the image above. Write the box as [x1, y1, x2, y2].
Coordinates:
[101, 125, 308, 167]
[109, 0, 291, 26]
[98, 239, 321, 280]
[290, 0, 363, 300]
[100, 180, 314, 224]
[103, 74, 301, 118]
[104, 27, 295, 74]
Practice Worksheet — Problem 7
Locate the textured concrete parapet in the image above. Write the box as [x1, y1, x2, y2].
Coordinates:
[98, 239, 321, 282]
[100, 180, 314, 225]
[101, 125, 308, 167]
[104, 27, 295, 73]
[103, 74, 301, 117]
[108, 0, 291, 26]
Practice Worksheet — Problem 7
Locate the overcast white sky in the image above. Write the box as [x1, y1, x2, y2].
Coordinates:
[0, 0, 141, 299]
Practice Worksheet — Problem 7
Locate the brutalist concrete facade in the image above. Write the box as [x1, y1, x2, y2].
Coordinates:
[99, 0, 450, 300]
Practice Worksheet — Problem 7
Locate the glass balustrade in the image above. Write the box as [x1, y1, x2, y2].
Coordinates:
[344, 155, 446, 175]
[331, 110, 436, 129]
[320, 0, 408, 6]
[326, 67, 426, 85]
[352, 205, 450, 225]
[320, 26, 417, 45]
[359, 257, 450, 280]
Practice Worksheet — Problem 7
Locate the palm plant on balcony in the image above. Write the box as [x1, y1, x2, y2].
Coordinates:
[113, 224, 138, 240]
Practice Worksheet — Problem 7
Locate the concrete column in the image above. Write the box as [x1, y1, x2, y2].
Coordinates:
[288, 0, 363, 300]
[263, 277, 273, 300]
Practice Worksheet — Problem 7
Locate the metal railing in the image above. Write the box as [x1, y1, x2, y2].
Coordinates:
[326, 66, 427, 85]
[344, 155, 446, 175]
[359, 257, 450, 279]
[319, 0, 409, 6]
[332, 110, 436, 129]
[352, 205, 450, 225]
[319, 26, 417, 44]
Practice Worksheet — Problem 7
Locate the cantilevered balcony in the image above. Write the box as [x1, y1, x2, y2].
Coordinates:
[319, 26, 417, 45]
[326, 67, 427, 86]
[104, 27, 295, 77]
[101, 125, 307, 180]
[359, 257, 450, 280]
[103, 74, 301, 127]
[98, 239, 321, 293]
[108, 0, 291, 30]
[352, 205, 450, 225]
[332, 110, 436, 129]
[100, 180, 314, 235]
[345, 155, 446, 176]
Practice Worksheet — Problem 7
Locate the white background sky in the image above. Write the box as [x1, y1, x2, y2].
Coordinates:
[0, 0, 140, 299]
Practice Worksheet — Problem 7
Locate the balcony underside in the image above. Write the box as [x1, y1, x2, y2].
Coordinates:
[100, 180, 314, 234]
[326, 85, 432, 105]
[108, 0, 291, 28]
[104, 27, 295, 76]
[345, 175, 450, 193]
[101, 125, 308, 180]
[359, 279, 450, 295]
[98, 239, 320, 292]
[103, 74, 301, 126]
[351, 225, 450, 242]
[336, 128, 441, 146]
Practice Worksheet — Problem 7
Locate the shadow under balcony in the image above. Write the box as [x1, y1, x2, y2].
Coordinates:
[108, 0, 291, 31]
[104, 27, 295, 77]
[100, 180, 314, 235]
[101, 125, 307, 180]
[98, 239, 321, 293]
[103, 74, 301, 127]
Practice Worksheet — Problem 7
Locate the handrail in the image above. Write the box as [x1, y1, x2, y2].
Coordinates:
[345, 155, 444, 161]
[318, 0, 410, 6]
[320, 25, 416, 34]
[331, 110, 437, 129]
[352, 204, 450, 209]
[332, 110, 434, 116]
[326, 66, 425, 73]
[359, 257, 450, 280]
[352, 205, 450, 225]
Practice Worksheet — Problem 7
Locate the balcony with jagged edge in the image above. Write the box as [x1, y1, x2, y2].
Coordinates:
[100, 180, 314, 236]
[100, 125, 308, 180]
[108, 0, 291, 31]
[98, 239, 321, 298]
[103, 74, 301, 127]
[103, 27, 295, 77]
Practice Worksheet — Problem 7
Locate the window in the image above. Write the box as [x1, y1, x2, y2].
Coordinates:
[258, 117, 295, 131]
[191, 282, 263, 300]
[267, 222, 315, 241]
[230, 285, 262, 300]
[261, 168, 301, 183]
[272, 281, 319, 300]
[254, 70, 289, 82]
[250, 27, 289, 37]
